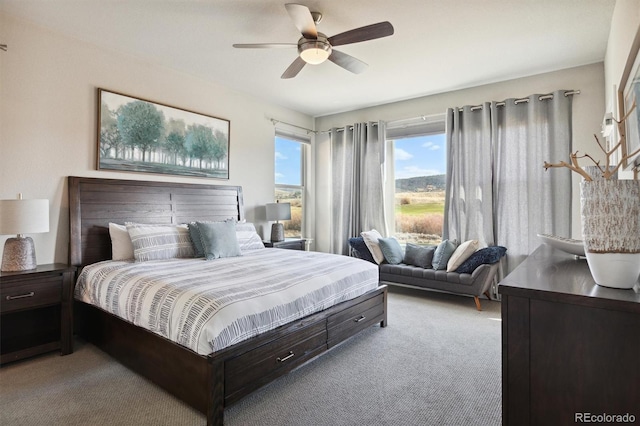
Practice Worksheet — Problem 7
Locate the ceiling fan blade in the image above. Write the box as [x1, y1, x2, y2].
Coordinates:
[328, 21, 394, 47]
[281, 56, 307, 79]
[233, 43, 297, 49]
[328, 50, 368, 74]
[285, 3, 318, 39]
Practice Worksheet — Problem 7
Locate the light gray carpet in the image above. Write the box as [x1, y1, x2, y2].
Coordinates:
[0, 287, 502, 425]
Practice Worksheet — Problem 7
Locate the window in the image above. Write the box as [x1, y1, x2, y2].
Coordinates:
[386, 116, 446, 245]
[274, 132, 308, 238]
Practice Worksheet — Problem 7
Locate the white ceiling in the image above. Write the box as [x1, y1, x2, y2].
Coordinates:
[1, 0, 616, 117]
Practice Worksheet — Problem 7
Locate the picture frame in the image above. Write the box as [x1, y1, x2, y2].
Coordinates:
[618, 29, 640, 170]
[604, 85, 620, 164]
[98, 89, 230, 179]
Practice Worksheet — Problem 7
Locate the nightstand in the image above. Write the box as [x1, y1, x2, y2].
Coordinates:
[263, 238, 307, 251]
[0, 263, 76, 365]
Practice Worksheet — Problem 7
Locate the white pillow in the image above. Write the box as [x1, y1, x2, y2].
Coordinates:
[446, 239, 479, 272]
[235, 222, 265, 251]
[109, 223, 134, 261]
[361, 229, 385, 264]
[126, 223, 194, 262]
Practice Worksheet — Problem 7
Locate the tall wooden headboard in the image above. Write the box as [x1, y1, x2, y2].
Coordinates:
[68, 176, 244, 268]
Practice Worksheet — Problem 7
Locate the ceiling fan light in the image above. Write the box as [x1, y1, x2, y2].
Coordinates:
[299, 40, 331, 64]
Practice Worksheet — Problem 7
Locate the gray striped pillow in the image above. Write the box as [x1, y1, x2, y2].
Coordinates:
[126, 224, 195, 261]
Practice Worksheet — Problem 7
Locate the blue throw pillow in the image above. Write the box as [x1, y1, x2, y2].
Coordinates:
[455, 246, 507, 274]
[348, 237, 376, 263]
[432, 239, 458, 270]
[378, 237, 404, 265]
[404, 243, 436, 268]
[197, 221, 242, 260]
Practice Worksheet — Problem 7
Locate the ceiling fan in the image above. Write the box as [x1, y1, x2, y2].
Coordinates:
[233, 3, 394, 79]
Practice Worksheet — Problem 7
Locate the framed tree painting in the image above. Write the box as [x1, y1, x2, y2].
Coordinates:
[98, 89, 230, 179]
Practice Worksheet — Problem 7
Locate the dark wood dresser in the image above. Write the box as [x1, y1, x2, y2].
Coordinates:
[499, 244, 639, 426]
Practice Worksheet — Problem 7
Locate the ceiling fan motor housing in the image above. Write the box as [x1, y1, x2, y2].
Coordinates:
[298, 34, 332, 64]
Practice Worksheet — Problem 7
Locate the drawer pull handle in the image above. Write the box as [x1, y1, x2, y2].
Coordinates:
[354, 315, 366, 323]
[277, 351, 295, 363]
[6, 292, 35, 300]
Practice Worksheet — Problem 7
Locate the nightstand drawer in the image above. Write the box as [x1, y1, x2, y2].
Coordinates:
[1, 277, 62, 313]
[263, 239, 306, 250]
[0, 264, 75, 364]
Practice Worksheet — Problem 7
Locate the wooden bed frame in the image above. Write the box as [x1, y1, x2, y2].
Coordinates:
[68, 176, 387, 425]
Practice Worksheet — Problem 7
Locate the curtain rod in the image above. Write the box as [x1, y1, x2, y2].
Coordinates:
[269, 118, 316, 134]
[320, 122, 379, 134]
[387, 112, 445, 126]
[466, 90, 580, 112]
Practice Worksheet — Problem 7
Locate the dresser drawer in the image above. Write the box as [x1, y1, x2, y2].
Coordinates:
[327, 293, 385, 347]
[0, 276, 62, 313]
[224, 321, 327, 402]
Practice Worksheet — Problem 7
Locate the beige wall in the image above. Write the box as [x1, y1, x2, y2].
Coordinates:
[314, 64, 606, 251]
[0, 14, 314, 265]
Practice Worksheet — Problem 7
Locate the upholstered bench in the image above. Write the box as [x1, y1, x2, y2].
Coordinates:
[378, 261, 499, 310]
[349, 231, 506, 310]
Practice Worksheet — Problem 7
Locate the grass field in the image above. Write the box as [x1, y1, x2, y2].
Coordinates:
[395, 202, 444, 215]
[395, 191, 445, 245]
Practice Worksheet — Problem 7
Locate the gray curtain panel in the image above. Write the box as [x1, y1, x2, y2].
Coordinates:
[444, 104, 495, 248]
[445, 90, 573, 277]
[492, 90, 572, 273]
[330, 121, 388, 255]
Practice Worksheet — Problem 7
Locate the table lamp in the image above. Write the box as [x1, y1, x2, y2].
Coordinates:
[266, 202, 291, 242]
[0, 194, 49, 272]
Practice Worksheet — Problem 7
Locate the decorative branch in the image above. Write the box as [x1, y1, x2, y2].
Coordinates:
[543, 151, 593, 181]
[544, 101, 638, 181]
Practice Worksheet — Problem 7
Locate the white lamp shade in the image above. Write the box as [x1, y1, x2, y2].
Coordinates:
[0, 199, 50, 235]
[266, 202, 291, 221]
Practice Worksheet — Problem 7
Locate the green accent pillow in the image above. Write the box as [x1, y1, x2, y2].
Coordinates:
[378, 237, 404, 265]
[432, 239, 458, 270]
[196, 221, 242, 260]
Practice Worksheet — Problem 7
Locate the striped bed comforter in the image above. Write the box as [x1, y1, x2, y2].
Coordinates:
[74, 249, 379, 355]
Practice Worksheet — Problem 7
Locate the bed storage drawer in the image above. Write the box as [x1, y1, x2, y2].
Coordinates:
[327, 293, 385, 347]
[224, 320, 327, 404]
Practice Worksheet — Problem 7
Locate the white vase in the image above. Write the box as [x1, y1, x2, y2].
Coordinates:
[580, 179, 640, 289]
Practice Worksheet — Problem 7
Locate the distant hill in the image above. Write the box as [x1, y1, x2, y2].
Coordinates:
[396, 174, 446, 192]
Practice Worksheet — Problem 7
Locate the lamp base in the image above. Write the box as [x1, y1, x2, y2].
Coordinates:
[270, 223, 285, 242]
[2, 236, 37, 272]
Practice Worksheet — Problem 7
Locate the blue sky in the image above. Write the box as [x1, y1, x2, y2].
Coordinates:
[393, 133, 446, 179]
[275, 137, 302, 185]
[275, 133, 446, 184]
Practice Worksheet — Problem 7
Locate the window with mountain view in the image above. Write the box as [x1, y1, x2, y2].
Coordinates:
[391, 131, 446, 246]
[274, 133, 308, 238]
